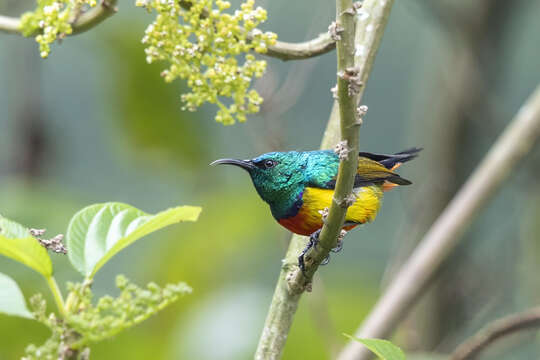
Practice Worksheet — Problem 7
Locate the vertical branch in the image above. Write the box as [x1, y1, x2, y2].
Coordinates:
[337, 84, 540, 360]
[254, 1, 395, 359]
[312, 0, 359, 268]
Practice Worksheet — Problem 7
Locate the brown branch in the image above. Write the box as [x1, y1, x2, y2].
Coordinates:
[0, 0, 118, 36]
[337, 84, 540, 360]
[451, 307, 540, 360]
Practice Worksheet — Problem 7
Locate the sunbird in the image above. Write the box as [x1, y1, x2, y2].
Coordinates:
[211, 148, 421, 271]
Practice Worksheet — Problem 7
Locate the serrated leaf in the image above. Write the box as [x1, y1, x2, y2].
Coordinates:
[344, 334, 406, 360]
[0, 215, 53, 278]
[66, 203, 201, 278]
[0, 272, 33, 319]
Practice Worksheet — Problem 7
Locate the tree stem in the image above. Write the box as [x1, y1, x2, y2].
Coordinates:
[254, 1, 395, 358]
[46, 276, 66, 317]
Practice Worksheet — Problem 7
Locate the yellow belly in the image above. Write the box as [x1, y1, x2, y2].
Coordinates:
[278, 186, 383, 235]
[304, 186, 383, 223]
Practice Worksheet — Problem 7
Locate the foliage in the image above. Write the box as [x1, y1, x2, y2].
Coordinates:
[20, 0, 98, 58]
[0, 215, 53, 277]
[136, 0, 277, 124]
[344, 334, 406, 360]
[0, 203, 200, 358]
[0, 272, 33, 319]
[65, 203, 201, 278]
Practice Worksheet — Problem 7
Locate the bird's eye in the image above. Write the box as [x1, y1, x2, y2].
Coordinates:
[264, 159, 276, 169]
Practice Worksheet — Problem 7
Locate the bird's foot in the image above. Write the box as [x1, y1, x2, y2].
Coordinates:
[320, 254, 330, 266]
[298, 229, 321, 276]
[332, 229, 347, 253]
[310, 229, 322, 250]
[331, 239, 343, 253]
[298, 229, 346, 275]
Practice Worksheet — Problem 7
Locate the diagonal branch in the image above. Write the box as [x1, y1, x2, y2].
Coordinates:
[337, 83, 540, 360]
[0, 0, 118, 36]
[254, 1, 395, 359]
[450, 307, 540, 360]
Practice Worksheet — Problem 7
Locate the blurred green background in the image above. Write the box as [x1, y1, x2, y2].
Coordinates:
[1, 0, 540, 359]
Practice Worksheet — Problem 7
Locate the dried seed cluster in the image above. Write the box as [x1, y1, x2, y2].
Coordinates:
[334, 140, 350, 160]
[30, 228, 67, 254]
[137, 0, 277, 124]
[338, 66, 363, 96]
[328, 21, 344, 41]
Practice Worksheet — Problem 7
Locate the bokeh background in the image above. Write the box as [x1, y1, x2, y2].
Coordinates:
[1, 0, 540, 359]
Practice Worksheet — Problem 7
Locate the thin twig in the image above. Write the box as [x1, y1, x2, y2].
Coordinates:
[264, 34, 336, 61]
[254, 1, 395, 359]
[71, 0, 118, 35]
[0, 0, 118, 36]
[337, 84, 540, 360]
[451, 307, 540, 360]
[0, 15, 20, 34]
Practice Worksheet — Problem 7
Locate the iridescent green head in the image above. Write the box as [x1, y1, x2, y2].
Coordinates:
[211, 150, 339, 219]
[211, 152, 306, 205]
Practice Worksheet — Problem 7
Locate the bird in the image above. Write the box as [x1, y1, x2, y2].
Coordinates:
[211, 147, 421, 272]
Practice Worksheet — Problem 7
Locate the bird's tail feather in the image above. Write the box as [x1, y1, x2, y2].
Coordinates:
[359, 147, 422, 170]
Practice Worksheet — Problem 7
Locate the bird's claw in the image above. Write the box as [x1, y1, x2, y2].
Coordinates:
[331, 239, 343, 253]
[310, 229, 321, 250]
[298, 229, 321, 276]
[298, 229, 343, 275]
[320, 254, 330, 266]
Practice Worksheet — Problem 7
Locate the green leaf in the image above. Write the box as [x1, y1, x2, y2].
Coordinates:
[0, 215, 53, 278]
[0, 272, 33, 319]
[344, 334, 406, 360]
[66, 203, 201, 278]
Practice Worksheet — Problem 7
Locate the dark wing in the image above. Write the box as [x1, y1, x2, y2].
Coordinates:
[309, 148, 421, 189]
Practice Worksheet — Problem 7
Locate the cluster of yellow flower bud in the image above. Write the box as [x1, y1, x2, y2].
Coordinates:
[20, 0, 98, 58]
[137, 0, 277, 124]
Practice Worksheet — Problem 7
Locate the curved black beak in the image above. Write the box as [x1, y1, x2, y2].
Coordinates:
[210, 158, 255, 171]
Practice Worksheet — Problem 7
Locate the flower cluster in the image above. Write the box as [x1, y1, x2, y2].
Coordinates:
[23, 294, 66, 360]
[66, 275, 191, 344]
[20, 0, 98, 58]
[23, 276, 191, 358]
[137, 0, 277, 124]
